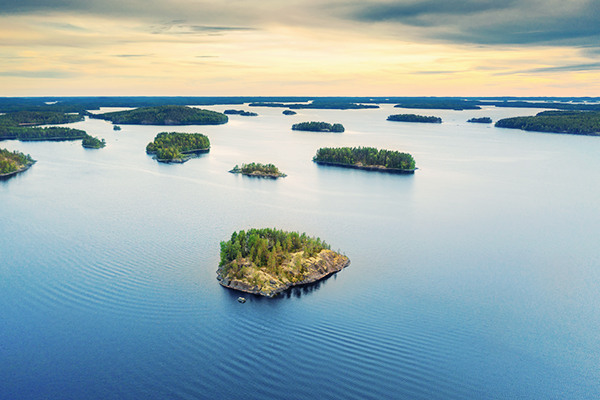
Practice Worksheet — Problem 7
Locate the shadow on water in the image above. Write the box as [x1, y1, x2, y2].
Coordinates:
[220, 272, 340, 303]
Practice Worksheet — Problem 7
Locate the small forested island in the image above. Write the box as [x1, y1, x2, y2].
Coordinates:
[387, 114, 442, 123]
[292, 121, 345, 132]
[0, 126, 89, 141]
[223, 109, 258, 116]
[467, 117, 492, 123]
[113, 125, 121, 131]
[217, 228, 350, 297]
[495, 111, 600, 135]
[313, 146, 416, 173]
[0, 148, 36, 177]
[146, 132, 210, 163]
[82, 135, 106, 149]
[282, 110, 297, 115]
[92, 105, 228, 125]
[229, 162, 287, 178]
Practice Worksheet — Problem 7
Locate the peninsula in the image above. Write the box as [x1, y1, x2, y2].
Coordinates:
[0, 148, 36, 178]
[229, 163, 287, 178]
[313, 146, 416, 173]
[146, 132, 210, 163]
[387, 114, 442, 123]
[92, 105, 228, 125]
[292, 121, 345, 132]
[217, 228, 350, 297]
[495, 111, 600, 135]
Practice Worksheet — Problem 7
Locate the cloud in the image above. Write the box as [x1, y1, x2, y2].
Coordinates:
[497, 62, 600, 75]
[0, 70, 78, 78]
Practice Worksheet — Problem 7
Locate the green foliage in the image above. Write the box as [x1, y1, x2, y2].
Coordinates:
[113, 125, 121, 131]
[230, 162, 286, 177]
[223, 110, 258, 116]
[467, 117, 492, 123]
[394, 101, 481, 110]
[282, 110, 297, 115]
[82, 135, 106, 149]
[313, 146, 416, 170]
[495, 111, 600, 135]
[0, 110, 83, 127]
[219, 228, 331, 270]
[292, 121, 345, 132]
[387, 114, 442, 123]
[0, 126, 88, 141]
[146, 132, 210, 161]
[0, 148, 35, 175]
[93, 105, 228, 125]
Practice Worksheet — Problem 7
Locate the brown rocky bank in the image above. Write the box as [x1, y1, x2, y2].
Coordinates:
[217, 249, 350, 297]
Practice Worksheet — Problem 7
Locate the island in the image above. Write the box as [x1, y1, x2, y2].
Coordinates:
[0, 110, 84, 126]
[223, 109, 258, 116]
[313, 146, 416, 173]
[387, 114, 442, 123]
[0, 126, 89, 142]
[217, 228, 350, 297]
[229, 162, 287, 178]
[467, 117, 492, 123]
[146, 132, 210, 163]
[0, 148, 36, 178]
[82, 135, 106, 149]
[495, 111, 600, 135]
[292, 121, 345, 132]
[282, 110, 297, 115]
[113, 125, 121, 131]
[91, 105, 228, 125]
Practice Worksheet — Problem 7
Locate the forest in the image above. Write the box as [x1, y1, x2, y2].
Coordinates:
[219, 228, 331, 278]
[467, 117, 492, 123]
[224, 110, 258, 116]
[387, 114, 442, 123]
[313, 146, 416, 170]
[92, 105, 228, 125]
[0, 126, 89, 141]
[146, 132, 210, 162]
[282, 110, 297, 115]
[0, 110, 83, 126]
[249, 102, 379, 110]
[82, 136, 106, 149]
[394, 101, 480, 110]
[0, 148, 35, 175]
[230, 162, 286, 177]
[495, 111, 600, 135]
[292, 121, 345, 132]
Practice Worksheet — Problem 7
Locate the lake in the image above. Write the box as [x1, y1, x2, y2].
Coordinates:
[1, 104, 599, 399]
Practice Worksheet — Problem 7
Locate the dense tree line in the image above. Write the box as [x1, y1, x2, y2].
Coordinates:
[0, 110, 83, 126]
[219, 228, 331, 278]
[394, 101, 481, 110]
[292, 121, 345, 132]
[249, 102, 378, 110]
[82, 136, 106, 149]
[146, 132, 210, 161]
[467, 117, 492, 123]
[387, 114, 442, 123]
[93, 105, 228, 125]
[0, 148, 35, 175]
[282, 110, 297, 115]
[313, 146, 416, 170]
[495, 111, 600, 135]
[230, 162, 286, 177]
[0, 126, 88, 141]
[224, 110, 258, 116]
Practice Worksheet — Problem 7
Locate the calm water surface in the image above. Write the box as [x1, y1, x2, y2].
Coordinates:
[1, 105, 599, 399]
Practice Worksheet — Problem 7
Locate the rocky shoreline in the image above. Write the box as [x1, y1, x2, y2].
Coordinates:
[314, 160, 416, 174]
[0, 161, 36, 179]
[217, 250, 350, 297]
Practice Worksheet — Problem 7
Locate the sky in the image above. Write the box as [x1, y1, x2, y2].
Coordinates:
[1, 0, 600, 97]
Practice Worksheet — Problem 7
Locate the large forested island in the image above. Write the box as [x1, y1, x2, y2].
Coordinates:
[146, 132, 210, 163]
[217, 228, 350, 297]
[292, 121, 345, 132]
[0, 126, 89, 141]
[0, 148, 35, 177]
[495, 111, 600, 135]
[229, 163, 286, 178]
[92, 105, 228, 125]
[0, 110, 83, 126]
[387, 114, 442, 123]
[313, 146, 416, 173]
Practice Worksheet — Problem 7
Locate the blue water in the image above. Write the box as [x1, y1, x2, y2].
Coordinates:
[1, 104, 599, 399]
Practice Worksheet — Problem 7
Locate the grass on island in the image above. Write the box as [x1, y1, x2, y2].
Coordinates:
[230, 162, 286, 177]
[387, 114, 442, 123]
[218, 228, 348, 296]
[292, 121, 345, 132]
[92, 105, 228, 125]
[146, 132, 210, 162]
[313, 146, 416, 171]
[0, 148, 35, 175]
[495, 110, 600, 135]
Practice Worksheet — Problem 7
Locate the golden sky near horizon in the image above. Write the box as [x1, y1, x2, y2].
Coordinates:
[1, 0, 600, 96]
